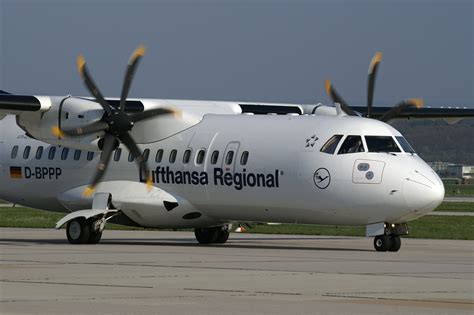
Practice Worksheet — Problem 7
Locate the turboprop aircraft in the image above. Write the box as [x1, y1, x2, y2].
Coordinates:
[0, 47, 473, 251]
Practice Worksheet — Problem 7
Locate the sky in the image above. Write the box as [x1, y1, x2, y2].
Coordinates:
[0, 0, 472, 107]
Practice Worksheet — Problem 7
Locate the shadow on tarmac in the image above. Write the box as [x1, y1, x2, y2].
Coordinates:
[0, 236, 372, 252]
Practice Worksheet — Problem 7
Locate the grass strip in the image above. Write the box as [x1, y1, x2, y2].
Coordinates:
[0, 206, 472, 240]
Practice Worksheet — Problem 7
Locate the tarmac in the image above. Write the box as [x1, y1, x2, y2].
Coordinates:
[0, 228, 473, 315]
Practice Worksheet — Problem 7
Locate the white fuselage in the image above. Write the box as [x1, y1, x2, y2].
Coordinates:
[0, 112, 444, 228]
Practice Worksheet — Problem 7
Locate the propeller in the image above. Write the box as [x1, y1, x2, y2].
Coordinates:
[53, 45, 178, 196]
[324, 51, 424, 121]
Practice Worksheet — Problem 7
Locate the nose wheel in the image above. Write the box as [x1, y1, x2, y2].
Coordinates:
[374, 234, 401, 252]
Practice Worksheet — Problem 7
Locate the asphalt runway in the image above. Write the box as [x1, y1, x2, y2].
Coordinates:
[0, 229, 473, 315]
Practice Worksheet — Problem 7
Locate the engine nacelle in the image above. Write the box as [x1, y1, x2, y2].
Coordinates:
[17, 96, 105, 151]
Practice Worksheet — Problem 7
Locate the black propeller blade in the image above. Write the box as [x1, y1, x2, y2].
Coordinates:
[324, 52, 423, 121]
[324, 79, 358, 116]
[77, 55, 113, 116]
[379, 99, 424, 122]
[53, 45, 177, 196]
[367, 52, 382, 118]
[120, 45, 146, 112]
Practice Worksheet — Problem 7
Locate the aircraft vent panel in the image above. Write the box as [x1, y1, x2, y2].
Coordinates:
[239, 104, 303, 115]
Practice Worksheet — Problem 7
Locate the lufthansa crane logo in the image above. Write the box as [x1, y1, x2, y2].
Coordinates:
[313, 168, 331, 189]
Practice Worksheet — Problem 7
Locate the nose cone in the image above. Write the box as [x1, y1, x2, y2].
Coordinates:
[402, 169, 444, 214]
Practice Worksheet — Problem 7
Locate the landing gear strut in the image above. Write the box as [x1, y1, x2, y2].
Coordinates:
[194, 226, 230, 244]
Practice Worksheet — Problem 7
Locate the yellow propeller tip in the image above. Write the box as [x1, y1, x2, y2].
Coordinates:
[409, 98, 424, 108]
[51, 126, 65, 138]
[369, 52, 383, 73]
[146, 177, 153, 191]
[324, 79, 332, 95]
[76, 54, 86, 75]
[173, 108, 182, 119]
[131, 44, 147, 62]
[83, 186, 95, 197]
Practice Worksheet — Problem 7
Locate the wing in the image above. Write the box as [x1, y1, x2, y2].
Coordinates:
[351, 105, 474, 120]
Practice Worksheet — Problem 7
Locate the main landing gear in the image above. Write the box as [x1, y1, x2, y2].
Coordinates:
[66, 218, 104, 244]
[194, 225, 231, 244]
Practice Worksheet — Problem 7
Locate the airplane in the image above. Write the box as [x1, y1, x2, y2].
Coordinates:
[1, 47, 473, 252]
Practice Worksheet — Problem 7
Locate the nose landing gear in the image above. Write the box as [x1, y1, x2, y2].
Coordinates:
[367, 222, 407, 252]
[374, 234, 401, 252]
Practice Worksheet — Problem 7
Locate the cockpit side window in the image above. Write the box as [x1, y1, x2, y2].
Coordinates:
[395, 136, 416, 154]
[365, 136, 401, 153]
[320, 135, 343, 154]
[338, 136, 365, 154]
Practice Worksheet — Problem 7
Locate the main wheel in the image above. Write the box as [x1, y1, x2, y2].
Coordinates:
[87, 230, 103, 244]
[389, 235, 401, 252]
[215, 229, 230, 244]
[66, 218, 90, 244]
[373, 235, 391, 252]
[194, 227, 219, 244]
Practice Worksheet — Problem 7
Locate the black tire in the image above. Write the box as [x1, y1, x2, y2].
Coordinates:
[389, 235, 401, 252]
[87, 230, 103, 244]
[215, 229, 230, 244]
[373, 235, 391, 252]
[194, 227, 219, 244]
[66, 219, 90, 244]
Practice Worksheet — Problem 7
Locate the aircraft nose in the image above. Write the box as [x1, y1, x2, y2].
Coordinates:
[402, 169, 444, 214]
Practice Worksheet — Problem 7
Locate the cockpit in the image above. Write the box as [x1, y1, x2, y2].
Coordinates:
[320, 134, 416, 155]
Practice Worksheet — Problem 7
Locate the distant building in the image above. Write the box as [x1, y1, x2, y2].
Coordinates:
[428, 162, 474, 180]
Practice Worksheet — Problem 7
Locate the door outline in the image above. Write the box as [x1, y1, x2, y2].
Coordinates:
[222, 141, 240, 173]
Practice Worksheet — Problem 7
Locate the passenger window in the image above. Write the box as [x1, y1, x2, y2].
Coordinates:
[48, 147, 57, 160]
[169, 149, 177, 163]
[338, 136, 365, 154]
[240, 151, 249, 165]
[87, 151, 94, 161]
[114, 148, 122, 162]
[35, 146, 43, 160]
[321, 135, 343, 154]
[210, 150, 219, 165]
[74, 150, 82, 161]
[23, 146, 31, 159]
[61, 148, 69, 160]
[196, 149, 206, 165]
[365, 136, 401, 153]
[11, 146, 19, 159]
[183, 149, 192, 164]
[155, 149, 163, 163]
[225, 151, 234, 165]
[395, 136, 416, 154]
[128, 152, 134, 162]
[143, 149, 150, 162]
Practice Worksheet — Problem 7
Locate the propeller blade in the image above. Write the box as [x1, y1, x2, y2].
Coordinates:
[119, 132, 153, 190]
[379, 98, 424, 122]
[119, 45, 146, 112]
[367, 52, 382, 117]
[324, 80, 358, 116]
[77, 55, 113, 115]
[83, 134, 116, 197]
[54, 121, 109, 138]
[130, 107, 180, 123]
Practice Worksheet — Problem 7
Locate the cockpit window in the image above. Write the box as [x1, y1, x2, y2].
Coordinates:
[320, 135, 343, 154]
[365, 136, 401, 153]
[395, 136, 416, 154]
[338, 136, 365, 154]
